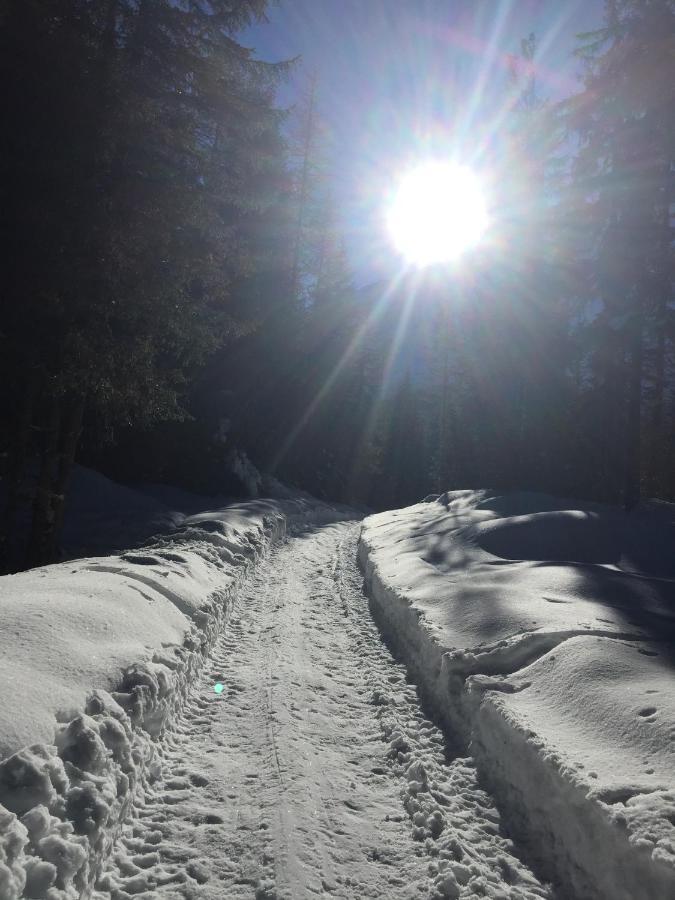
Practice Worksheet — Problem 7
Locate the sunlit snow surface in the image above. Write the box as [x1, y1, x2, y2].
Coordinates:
[0, 474, 356, 898]
[360, 489, 675, 899]
[2, 477, 675, 899]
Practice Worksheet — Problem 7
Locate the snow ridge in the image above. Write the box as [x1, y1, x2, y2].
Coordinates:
[333, 532, 551, 900]
[0, 497, 353, 899]
[358, 491, 675, 900]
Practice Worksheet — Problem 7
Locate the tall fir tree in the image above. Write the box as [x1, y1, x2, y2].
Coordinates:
[0, 0, 290, 566]
[566, 0, 675, 508]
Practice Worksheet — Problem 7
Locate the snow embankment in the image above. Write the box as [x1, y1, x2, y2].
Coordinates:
[0, 492, 355, 899]
[358, 489, 675, 900]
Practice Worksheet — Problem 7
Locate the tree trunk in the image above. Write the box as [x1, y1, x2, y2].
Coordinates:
[49, 396, 86, 562]
[652, 329, 666, 433]
[98, 0, 120, 85]
[0, 367, 42, 570]
[601, 330, 623, 503]
[648, 289, 667, 491]
[129, 0, 153, 69]
[437, 302, 451, 493]
[290, 74, 317, 303]
[26, 394, 61, 568]
[623, 309, 644, 511]
[25, 395, 86, 568]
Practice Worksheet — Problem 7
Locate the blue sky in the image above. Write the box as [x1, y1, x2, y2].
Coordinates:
[242, 1, 604, 283]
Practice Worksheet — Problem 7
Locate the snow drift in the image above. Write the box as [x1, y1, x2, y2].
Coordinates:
[0, 481, 355, 899]
[359, 489, 675, 900]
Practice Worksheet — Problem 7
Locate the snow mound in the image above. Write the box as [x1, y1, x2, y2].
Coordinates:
[60, 467, 187, 560]
[469, 502, 675, 577]
[470, 635, 675, 900]
[0, 487, 356, 898]
[359, 489, 675, 899]
[471, 509, 619, 563]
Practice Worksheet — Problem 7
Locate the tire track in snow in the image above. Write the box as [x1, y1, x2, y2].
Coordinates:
[95, 522, 551, 899]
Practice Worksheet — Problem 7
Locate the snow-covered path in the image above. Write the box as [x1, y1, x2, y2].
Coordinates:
[96, 523, 550, 900]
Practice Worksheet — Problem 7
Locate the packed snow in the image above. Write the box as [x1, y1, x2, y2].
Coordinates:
[95, 524, 550, 899]
[0, 474, 355, 898]
[3, 479, 675, 899]
[359, 489, 675, 899]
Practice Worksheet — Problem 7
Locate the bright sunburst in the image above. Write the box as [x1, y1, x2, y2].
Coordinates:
[387, 162, 489, 267]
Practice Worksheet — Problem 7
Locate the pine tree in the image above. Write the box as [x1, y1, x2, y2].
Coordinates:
[0, 0, 290, 567]
[566, 0, 675, 508]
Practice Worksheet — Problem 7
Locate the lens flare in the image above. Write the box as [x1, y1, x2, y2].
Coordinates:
[387, 162, 489, 266]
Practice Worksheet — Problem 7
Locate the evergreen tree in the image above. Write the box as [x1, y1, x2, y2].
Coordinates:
[566, 0, 675, 507]
[0, 0, 289, 567]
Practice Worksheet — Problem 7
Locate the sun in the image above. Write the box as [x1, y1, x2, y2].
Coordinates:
[387, 162, 489, 267]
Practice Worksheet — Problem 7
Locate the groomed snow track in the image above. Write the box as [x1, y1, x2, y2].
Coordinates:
[91, 524, 550, 899]
[2, 498, 672, 899]
[1, 518, 555, 899]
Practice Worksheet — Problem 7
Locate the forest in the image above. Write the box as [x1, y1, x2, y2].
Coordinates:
[1, 0, 675, 571]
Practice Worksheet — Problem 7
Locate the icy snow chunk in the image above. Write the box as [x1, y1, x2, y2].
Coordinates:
[23, 855, 57, 897]
[56, 715, 109, 776]
[36, 832, 87, 883]
[0, 806, 27, 900]
[432, 869, 460, 898]
[0, 746, 68, 817]
[19, 806, 52, 844]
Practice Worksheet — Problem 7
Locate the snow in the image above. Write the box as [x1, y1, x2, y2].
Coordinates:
[359, 489, 675, 899]
[94, 524, 550, 899]
[60, 466, 228, 560]
[3, 475, 675, 898]
[0, 471, 355, 899]
[471, 637, 675, 899]
[1, 500, 291, 761]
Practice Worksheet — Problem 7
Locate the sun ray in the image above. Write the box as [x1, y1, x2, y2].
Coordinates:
[269, 268, 409, 471]
[355, 269, 421, 458]
[459, 0, 511, 140]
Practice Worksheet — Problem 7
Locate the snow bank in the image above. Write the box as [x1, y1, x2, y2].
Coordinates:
[359, 489, 675, 900]
[60, 467, 231, 560]
[0, 489, 355, 899]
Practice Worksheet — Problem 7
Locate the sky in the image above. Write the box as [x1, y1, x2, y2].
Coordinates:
[242, 0, 604, 284]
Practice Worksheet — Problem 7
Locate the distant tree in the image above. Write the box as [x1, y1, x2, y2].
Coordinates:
[289, 72, 321, 305]
[372, 371, 429, 506]
[275, 197, 363, 499]
[419, 33, 573, 497]
[565, 0, 675, 508]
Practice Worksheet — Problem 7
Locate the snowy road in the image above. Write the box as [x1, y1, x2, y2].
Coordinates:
[96, 522, 550, 900]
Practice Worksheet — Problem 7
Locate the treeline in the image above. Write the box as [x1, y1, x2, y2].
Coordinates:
[2, 1, 674, 570]
[0, 0, 292, 568]
[223, 1, 675, 513]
